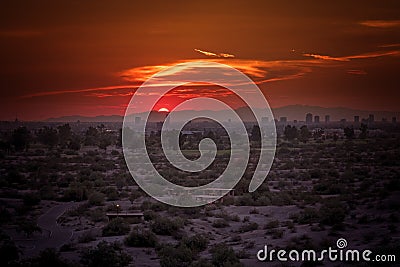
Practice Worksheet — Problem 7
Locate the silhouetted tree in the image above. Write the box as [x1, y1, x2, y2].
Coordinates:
[85, 126, 99, 146]
[11, 127, 30, 151]
[117, 128, 122, 147]
[359, 123, 368, 139]
[344, 127, 355, 139]
[283, 125, 298, 141]
[250, 125, 261, 142]
[68, 135, 81, 150]
[98, 135, 112, 151]
[333, 133, 339, 142]
[57, 124, 72, 147]
[298, 125, 311, 143]
[313, 128, 324, 139]
[38, 127, 58, 149]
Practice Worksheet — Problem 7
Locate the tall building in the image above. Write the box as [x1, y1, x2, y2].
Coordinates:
[368, 114, 374, 123]
[306, 113, 313, 124]
[354, 116, 360, 123]
[314, 115, 320, 123]
[325, 115, 330, 123]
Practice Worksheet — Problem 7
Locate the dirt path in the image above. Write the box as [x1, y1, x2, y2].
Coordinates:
[23, 202, 78, 257]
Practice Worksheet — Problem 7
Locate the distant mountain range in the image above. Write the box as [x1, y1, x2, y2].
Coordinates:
[45, 105, 399, 122]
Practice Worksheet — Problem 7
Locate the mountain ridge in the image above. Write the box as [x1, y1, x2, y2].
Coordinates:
[45, 105, 400, 122]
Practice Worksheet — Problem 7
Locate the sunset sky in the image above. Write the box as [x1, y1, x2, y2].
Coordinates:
[1, 1, 399, 120]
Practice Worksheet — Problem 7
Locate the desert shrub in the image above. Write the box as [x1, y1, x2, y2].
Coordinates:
[212, 218, 229, 228]
[125, 227, 157, 247]
[190, 258, 213, 267]
[157, 244, 194, 267]
[150, 216, 184, 236]
[181, 234, 208, 252]
[141, 200, 168, 211]
[88, 192, 105, 206]
[104, 187, 119, 200]
[78, 231, 96, 243]
[88, 208, 107, 222]
[236, 249, 251, 259]
[319, 200, 346, 225]
[270, 192, 293, 206]
[313, 181, 345, 195]
[221, 195, 235, 205]
[249, 208, 259, 214]
[81, 241, 132, 267]
[27, 248, 72, 267]
[211, 243, 242, 267]
[235, 194, 255, 206]
[111, 150, 119, 156]
[238, 222, 259, 233]
[291, 208, 319, 224]
[264, 220, 280, 229]
[143, 210, 159, 221]
[230, 235, 242, 242]
[267, 228, 284, 239]
[102, 218, 130, 236]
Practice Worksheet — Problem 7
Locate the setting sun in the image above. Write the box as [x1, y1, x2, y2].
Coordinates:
[158, 107, 169, 112]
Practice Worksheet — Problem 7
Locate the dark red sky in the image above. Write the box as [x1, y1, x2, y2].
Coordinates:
[1, 0, 399, 120]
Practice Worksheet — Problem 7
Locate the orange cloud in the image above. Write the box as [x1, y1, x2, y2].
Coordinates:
[119, 58, 316, 89]
[359, 20, 400, 28]
[27, 46, 397, 101]
[378, 43, 400, 48]
[194, 48, 235, 58]
[303, 50, 400, 62]
[347, 69, 367, 75]
[302, 53, 349, 62]
[22, 58, 315, 101]
[346, 50, 400, 59]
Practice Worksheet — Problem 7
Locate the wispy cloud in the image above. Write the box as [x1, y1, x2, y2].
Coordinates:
[359, 20, 400, 28]
[194, 49, 235, 58]
[347, 69, 367, 75]
[303, 50, 400, 61]
[22, 85, 136, 98]
[302, 53, 349, 62]
[378, 43, 400, 48]
[346, 50, 400, 59]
